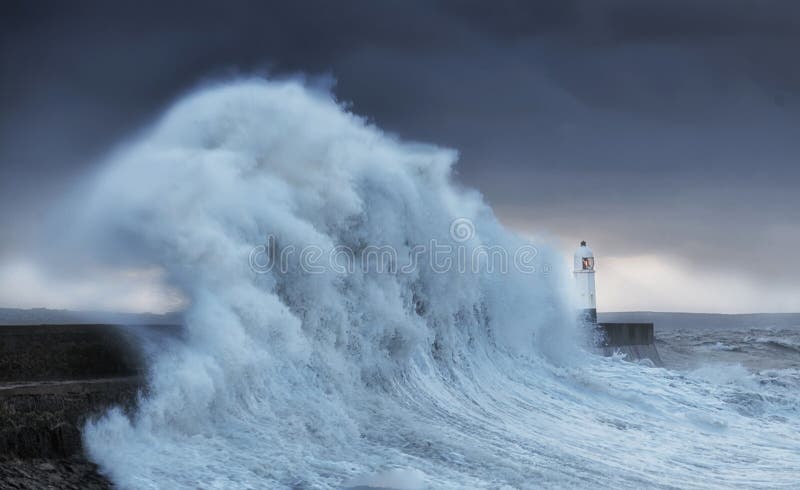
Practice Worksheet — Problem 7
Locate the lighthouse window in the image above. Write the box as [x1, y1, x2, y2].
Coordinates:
[582, 257, 594, 270]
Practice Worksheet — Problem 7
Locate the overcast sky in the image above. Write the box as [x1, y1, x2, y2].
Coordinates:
[1, 0, 799, 313]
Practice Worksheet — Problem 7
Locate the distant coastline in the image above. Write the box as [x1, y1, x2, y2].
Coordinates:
[599, 311, 800, 330]
[0, 307, 182, 326]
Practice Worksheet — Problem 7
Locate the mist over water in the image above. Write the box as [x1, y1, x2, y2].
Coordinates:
[76, 80, 800, 488]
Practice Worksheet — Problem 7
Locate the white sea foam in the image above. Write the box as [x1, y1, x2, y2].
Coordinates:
[78, 79, 800, 489]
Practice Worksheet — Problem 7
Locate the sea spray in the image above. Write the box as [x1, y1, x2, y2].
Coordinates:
[77, 79, 800, 489]
[78, 79, 577, 487]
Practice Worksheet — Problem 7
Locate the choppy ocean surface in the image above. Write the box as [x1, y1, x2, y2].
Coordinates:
[22, 79, 800, 488]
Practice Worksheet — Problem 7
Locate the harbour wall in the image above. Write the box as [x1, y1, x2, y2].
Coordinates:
[0, 324, 179, 459]
[0, 320, 661, 460]
[596, 322, 663, 366]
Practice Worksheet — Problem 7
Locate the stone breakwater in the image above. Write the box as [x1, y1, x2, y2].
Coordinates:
[0, 324, 180, 488]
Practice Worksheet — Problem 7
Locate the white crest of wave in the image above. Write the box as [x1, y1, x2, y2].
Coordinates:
[79, 79, 581, 488]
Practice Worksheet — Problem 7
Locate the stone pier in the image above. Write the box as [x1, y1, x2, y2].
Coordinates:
[0, 323, 180, 488]
[596, 322, 663, 366]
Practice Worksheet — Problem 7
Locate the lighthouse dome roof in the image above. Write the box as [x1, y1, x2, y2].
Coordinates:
[573, 240, 595, 271]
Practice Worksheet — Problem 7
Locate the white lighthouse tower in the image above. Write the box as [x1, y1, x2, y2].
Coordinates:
[573, 240, 597, 324]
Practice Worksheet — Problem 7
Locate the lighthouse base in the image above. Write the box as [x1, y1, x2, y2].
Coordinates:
[595, 322, 663, 366]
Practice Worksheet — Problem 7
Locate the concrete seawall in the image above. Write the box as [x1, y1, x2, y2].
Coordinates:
[0, 378, 140, 459]
[2, 324, 140, 383]
[596, 322, 663, 366]
[0, 323, 183, 487]
[0, 324, 180, 460]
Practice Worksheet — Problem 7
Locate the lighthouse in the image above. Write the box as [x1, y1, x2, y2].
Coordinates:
[573, 240, 597, 324]
[570, 240, 663, 365]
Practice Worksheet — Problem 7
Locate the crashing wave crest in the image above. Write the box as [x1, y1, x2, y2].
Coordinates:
[79, 79, 800, 489]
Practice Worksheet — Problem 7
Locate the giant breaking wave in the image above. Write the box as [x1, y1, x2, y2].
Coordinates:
[77, 80, 800, 489]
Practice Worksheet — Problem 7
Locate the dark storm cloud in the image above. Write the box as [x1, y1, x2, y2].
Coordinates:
[1, 0, 799, 293]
